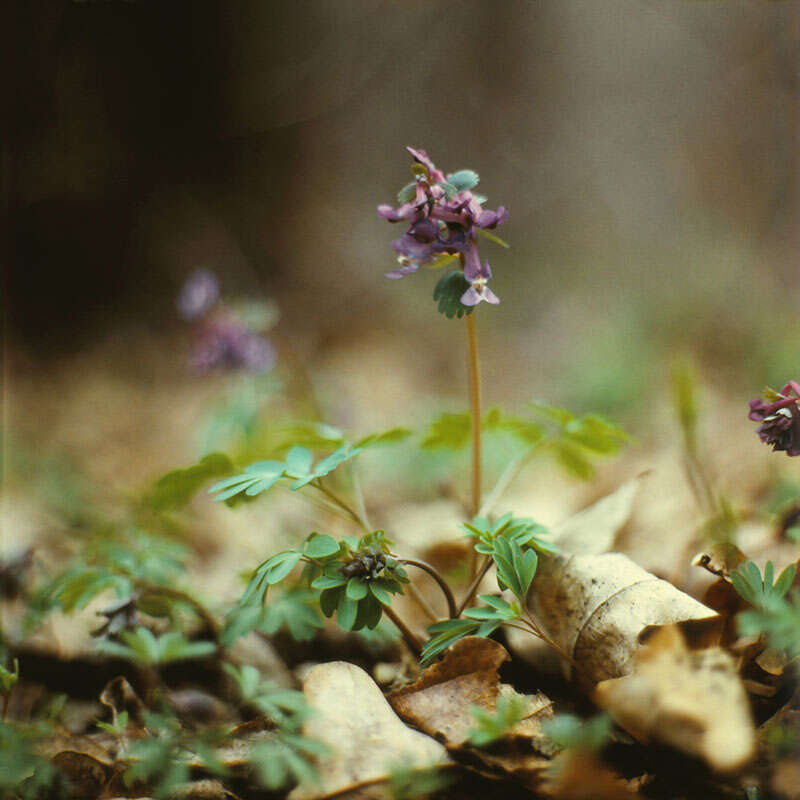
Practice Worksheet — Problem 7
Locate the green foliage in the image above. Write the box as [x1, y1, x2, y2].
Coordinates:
[96, 628, 216, 666]
[249, 731, 327, 791]
[388, 763, 454, 799]
[447, 169, 479, 193]
[543, 713, 613, 753]
[96, 710, 129, 737]
[0, 659, 19, 695]
[492, 536, 537, 602]
[210, 427, 411, 502]
[730, 561, 796, 613]
[396, 182, 417, 204]
[223, 663, 311, 727]
[142, 453, 235, 511]
[670, 358, 699, 451]
[462, 513, 555, 557]
[476, 227, 510, 249]
[738, 592, 800, 659]
[433, 271, 474, 319]
[0, 721, 57, 799]
[420, 618, 484, 666]
[530, 402, 629, 479]
[467, 694, 527, 747]
[421, 408, 543, 451]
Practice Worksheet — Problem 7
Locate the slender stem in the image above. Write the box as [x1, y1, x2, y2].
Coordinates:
[311, 479, 371, 533]
[465, 312, 482, 579]
[382, 605, 422, 656]
[351, 464, 373, 530]
[406, 582, 438, 623]
[479, 442, 541, 518]
[521, 611, 578, 667]
[396, 558, 458, 618]
[456, 555, 493, 615]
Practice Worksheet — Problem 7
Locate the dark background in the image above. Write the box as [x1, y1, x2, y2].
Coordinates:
[5, 1, 799, 406]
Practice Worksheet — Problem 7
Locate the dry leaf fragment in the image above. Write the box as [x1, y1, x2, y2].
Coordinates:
[388, 638, 554, 788]
[288, 661, 450, 800]
[541, 751, 639, 800]
[39, 732, 114, 797]
[530, 552, 720, 684]
[593, 626, 755, 773]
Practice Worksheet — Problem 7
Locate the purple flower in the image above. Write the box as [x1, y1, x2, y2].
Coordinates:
[178, 269, 220, 320]
[461, 260, 499, 307]
[748, 381, 800, 456]
[378, 147, 507, 307]
[190, 314, 276, 374]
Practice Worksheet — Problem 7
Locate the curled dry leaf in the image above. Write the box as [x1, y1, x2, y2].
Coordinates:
[288, 661, 450, 800]
[388, 638, 554, 788]
[593, 626, 756, 773]
[39, 732, 114, 797]
[530, 552, 720, 685]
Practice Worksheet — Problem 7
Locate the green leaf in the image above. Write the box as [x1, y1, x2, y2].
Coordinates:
[346, 577, 368, 601]
[143, 452, 235, 511]
[258, 589, 324, 642]
[433, 271, 474, 320]
[337, 594, 359, 631]
[303, 533, 340, 559]
[353, 427, 413, 449]
[421, 412, 471, 450]
[420, 619, 481, 666]
[0, 660, 19, 695]
[311, 574, 347, 590]
[209, 460, 285, 502]
[285, 446, 314, 476]
[447, 169, 479, 192]
[543, 713, 612, 753]
[467, 694, 527, 747]
[476, 227, 509, 249]
[396, 182, 416, 204]
[368, 582, 393, 605]
[436, 181, 459, 200]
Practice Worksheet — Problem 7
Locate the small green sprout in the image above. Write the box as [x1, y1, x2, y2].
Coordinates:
[467, 694, 527, 747]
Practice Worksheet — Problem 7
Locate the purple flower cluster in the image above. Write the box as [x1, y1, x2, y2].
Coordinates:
[377, 147, 508, 307]
[178, 270, 276, 374]
[748, 381, 800, 456]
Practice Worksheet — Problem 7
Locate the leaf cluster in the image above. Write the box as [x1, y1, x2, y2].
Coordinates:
[731, 560, 796, 614]
[96, 628, 216, 666]
[210, 428, 411, 503]
[0, 720, 57, 799]
[421, 408, 543, 451]
[543, 713, 612, 753]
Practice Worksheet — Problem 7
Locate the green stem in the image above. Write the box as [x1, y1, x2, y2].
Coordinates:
[465, 312, 482, 580]
[521, 611, 577, 667]
[311, 479, 371, 533]
[396, 558, 458, 618]
[456, 555, 493, 615]
[478, 442, 542, 518]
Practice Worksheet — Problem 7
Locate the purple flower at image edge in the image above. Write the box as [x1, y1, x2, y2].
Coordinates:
[748, 381, 800, 456]
[190, 316, 276, 375]
[178, 269, 220, 320]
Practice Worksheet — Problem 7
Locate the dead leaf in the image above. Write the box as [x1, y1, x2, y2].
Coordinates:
[691, 542, 748, 579]
[593, 626, 755, 773]
[530, 552, 720, 684]
[288, 661, 450, 800]
[39, 732, 114, 797]
[100, 675, 147, 730]
[388, 638, 554, 789]
[541, 751, 639, 799]
[550, 476, 645, 556]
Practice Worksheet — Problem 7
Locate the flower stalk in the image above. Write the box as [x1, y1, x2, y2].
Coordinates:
[466, 311, 482, 579]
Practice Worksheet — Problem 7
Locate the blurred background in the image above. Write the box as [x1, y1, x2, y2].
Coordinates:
[4, 0, 800, 506]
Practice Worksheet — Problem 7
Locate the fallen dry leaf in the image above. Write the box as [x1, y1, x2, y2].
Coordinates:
[541, 751, 639, 800]
[593, 625, 755, 773]
[530, 551, 720, 684]
[288, 661, 450, 800]
[39, 732, 114, 797]
[388, 638, 554, 789]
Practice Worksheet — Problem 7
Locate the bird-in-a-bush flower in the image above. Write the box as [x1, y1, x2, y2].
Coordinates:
[178, 271, 277, 374]
[748, 381, 800, 456]
[378, 147, 507, 307]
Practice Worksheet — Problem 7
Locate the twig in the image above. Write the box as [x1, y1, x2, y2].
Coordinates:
[396, 557, 458, 618]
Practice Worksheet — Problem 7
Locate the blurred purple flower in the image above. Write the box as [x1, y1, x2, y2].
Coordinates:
[190, 314, 276, 374]
[748, 381, 800, 456]
[178, 269, 220, 320]
[378, 147, 507, 305]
